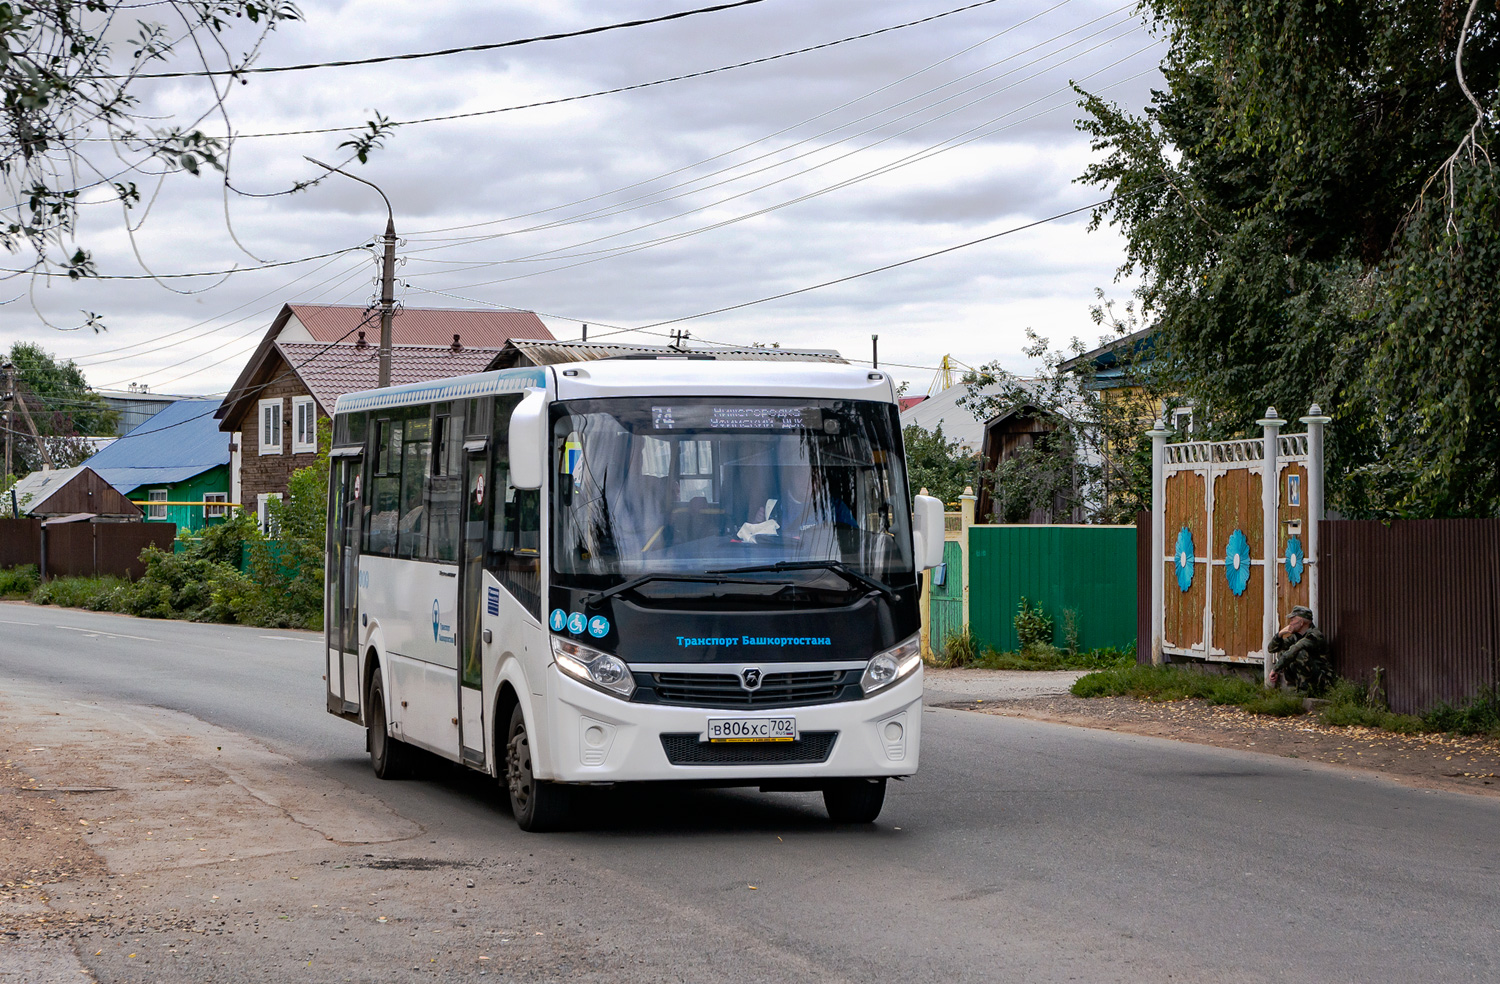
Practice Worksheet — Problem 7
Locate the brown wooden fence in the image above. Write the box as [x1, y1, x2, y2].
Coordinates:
[1321, 520, 1500, 715]
[0, 518, 175, 580]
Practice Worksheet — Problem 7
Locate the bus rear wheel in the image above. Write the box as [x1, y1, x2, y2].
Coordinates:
[367, 667, 413, 780]
[823, 778, 886, 823]
[504, 704, 570, 832]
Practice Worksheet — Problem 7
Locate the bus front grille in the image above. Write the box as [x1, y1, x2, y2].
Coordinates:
[660, 731, 838, 766]
[646, 670, 853, 708]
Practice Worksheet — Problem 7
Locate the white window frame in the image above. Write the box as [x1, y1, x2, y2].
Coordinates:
[292, 396, 317, 454]
[258, 398, 283, 455]
[148, 489, 168, 520]
[257, 492, 282, 536]
[204, 492, 227, 519]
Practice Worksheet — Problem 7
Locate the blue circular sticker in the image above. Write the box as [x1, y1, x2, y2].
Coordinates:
[549, 608, 567, 632]
[1174, 527, 1195, 593]
[588, 615, 610, 638]
[567, 612, 587, 635]
[1225, 528, 1251, 597]
[1285, 536, 1305, 586]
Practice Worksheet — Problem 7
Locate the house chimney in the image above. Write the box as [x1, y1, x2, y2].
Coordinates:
[451, 333, 463, 353]
[356, 330, 368, 349]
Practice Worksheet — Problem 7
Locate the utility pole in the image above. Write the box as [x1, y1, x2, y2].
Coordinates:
[306, 157, 398, 387]
[377, 216, 397, 387]
[12, 384, 52, 469]
[1, 361, 11, 481]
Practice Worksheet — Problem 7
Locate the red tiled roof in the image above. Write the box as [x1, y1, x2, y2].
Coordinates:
[276, 342, 502, 414]
[898, 396, 928, 411]
[287, 304, 552, 348]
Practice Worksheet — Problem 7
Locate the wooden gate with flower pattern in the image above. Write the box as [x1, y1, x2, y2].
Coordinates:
[1147, 407, 1330, 676]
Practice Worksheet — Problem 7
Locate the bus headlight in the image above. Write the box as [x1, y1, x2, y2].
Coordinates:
[861, 637, 921, 696]
[552, 637, 636, 700]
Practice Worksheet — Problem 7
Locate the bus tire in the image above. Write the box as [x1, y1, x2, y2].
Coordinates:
[504, 703, 569, 832]
[368, 667, 413, 780]
[823, 777, 886, 823]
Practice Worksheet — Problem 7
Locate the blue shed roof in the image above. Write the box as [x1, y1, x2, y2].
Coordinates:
[83, 398, 230, 494]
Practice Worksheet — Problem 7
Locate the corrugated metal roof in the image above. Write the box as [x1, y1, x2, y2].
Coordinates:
[487, 339, 845, 370]
[278, 342, 504, 414]
[83, 399, 229, 493]
[8, 465, 87, 513]
[289, 304, 553, 348]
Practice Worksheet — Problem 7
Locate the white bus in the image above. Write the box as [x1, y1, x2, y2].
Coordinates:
[324, 357, 944, 830]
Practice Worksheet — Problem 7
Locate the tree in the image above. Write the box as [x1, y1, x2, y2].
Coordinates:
[1076, 0, 1500, 518]
[958, 297, 1177, 524]
[4, 341, 116, 477]
[902, 423, 978, 507]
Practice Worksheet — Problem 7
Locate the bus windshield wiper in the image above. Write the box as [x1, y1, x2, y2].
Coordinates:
[707, 560, 898, 600]
[582, 573, 771, 606]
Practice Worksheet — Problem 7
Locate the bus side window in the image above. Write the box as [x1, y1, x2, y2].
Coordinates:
[397, 410, 432, 560]
[366, 417, 402, 556]
[427, 409, 462, 562]
[489, 394, 540, 618]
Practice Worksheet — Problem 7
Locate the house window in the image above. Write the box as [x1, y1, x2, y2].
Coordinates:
[1171, 407, 1195, 435]
[148, 489, 168, 520]
[204, 493, 227, 519]
[292, 396, 317, 454]
[258, 492, 282, 536]
[259, 398, 282, 455]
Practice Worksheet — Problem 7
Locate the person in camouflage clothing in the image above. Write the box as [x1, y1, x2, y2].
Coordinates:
[1267, 605, 1333, 695]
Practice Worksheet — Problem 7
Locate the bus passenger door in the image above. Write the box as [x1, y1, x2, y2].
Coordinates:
[458, 449, 489, 767]
[328, 454, 363, 716]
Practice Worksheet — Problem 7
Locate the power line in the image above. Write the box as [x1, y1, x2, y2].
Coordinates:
[0, 245, 369, 281]
[632, 191, 1151, 330]
[101, 0, 774, 80]
[212, 0, 1011, 141]
[405, 0, 1091, 239]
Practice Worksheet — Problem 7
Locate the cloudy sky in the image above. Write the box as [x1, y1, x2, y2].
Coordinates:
[1, 0, 1166, 397]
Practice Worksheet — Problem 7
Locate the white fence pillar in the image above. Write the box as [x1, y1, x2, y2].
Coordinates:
[1257, 407, 1283, 684]
[1147, 418, 1171, 665]
[1299, 404, 1332, 624]
[959, 487, 976, 630]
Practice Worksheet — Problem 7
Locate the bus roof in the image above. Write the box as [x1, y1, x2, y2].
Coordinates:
[332, 359, 897, 415]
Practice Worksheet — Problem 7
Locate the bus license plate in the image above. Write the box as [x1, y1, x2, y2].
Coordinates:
[705, 717, 797, 743]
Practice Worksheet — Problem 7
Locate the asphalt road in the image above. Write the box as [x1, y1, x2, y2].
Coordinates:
[3, 601, 1499, 983]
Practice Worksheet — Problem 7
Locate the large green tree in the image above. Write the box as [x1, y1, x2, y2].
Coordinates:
[903, 422, 980, 507]
[5, 341, 116, 477]
[1078, 0, 1500, 517]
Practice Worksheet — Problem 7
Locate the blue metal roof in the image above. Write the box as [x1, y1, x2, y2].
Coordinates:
[83, 398, 230, 494]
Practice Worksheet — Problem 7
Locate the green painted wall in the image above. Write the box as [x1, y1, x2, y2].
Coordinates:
[929, 539, 965, 656]
[127, 465, 230, 533]
[968, 525, 1137, 653]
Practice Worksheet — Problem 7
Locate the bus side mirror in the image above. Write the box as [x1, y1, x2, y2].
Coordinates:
[509, 388, 547, 491]
[911, 494, 945, 571]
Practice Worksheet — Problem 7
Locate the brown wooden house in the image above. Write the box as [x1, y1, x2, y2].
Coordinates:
[8, 465, 142, 521]
[976, 404, 1082, 524]
[215, 304, 553, 529]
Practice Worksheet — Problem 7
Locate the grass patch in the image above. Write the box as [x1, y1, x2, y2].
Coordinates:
[0, 564, 39, 597]
[30, 574, 129, 610]
[974, 644, 1136, 672]
[1071, 663, 1300, 716]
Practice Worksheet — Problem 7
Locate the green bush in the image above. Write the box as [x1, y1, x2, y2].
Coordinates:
[977, 643, 1135, 672]
[0, 564, 40, 597]
[114, 546, 249, 622]
[1014, 597, 1053, 651]
[1421, 687, 1500, 738]
[941, 625, 978, 667]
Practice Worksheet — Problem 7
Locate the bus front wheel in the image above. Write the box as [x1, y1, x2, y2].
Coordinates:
[367, 668, 413, 780]
[823, 778, 886, 823]
[504, 703, 570, 832]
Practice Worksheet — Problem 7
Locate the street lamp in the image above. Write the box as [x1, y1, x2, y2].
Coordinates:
[306, 157, 398, 388]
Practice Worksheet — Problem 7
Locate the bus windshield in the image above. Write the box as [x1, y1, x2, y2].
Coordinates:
[551, 397, 912, 584]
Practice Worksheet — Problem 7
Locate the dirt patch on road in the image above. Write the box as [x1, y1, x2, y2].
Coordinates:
[938, 693, 1500, 797]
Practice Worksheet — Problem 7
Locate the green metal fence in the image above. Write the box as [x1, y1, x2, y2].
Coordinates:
[967, 525, 1137, 653]
[929, 539, 965, 657]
